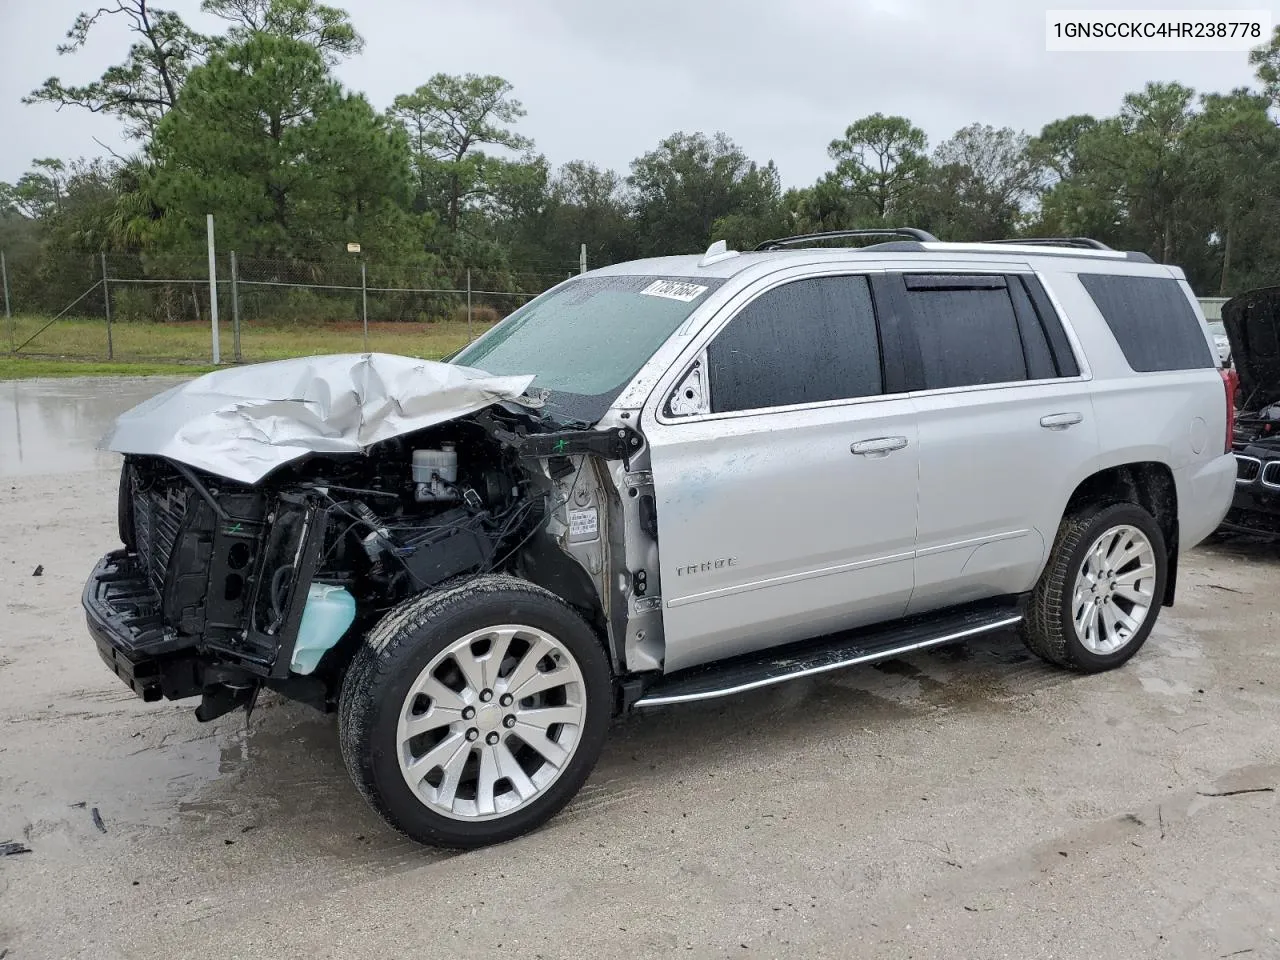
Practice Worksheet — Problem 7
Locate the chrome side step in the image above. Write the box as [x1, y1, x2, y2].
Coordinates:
[633, 600, 1023, 708]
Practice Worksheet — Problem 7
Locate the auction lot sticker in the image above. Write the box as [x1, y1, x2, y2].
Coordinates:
[641, 280, 709, 302]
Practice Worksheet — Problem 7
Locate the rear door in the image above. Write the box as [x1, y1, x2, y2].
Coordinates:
[643, 271, 920, 672]
[884, 271, 1101, 613]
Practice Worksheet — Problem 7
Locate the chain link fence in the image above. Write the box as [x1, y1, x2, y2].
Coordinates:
[2, 251, 579, 365]
[4, 251, 1232, 367]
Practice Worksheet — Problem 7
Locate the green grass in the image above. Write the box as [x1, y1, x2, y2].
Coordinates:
[1, 315, 494, 379]
[0, 358, 220, 379]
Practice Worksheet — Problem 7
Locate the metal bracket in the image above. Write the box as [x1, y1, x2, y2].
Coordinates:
[667, 360, 708, 417]
[505, 427, 645, 471]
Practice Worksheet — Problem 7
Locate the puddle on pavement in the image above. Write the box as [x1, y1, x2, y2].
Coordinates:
[0, 376, 185, 476]
[152, 699, 380, 839]
[10, 692, 401, 859]
[164, 700, 406, 854]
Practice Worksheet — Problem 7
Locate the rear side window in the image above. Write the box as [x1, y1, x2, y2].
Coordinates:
[707, 275, 882, 413]
[900, 275, 1027, 389]
[1078, 274, 1214, 372]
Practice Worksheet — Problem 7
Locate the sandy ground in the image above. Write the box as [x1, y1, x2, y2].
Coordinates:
[1, 377, 1279, 960]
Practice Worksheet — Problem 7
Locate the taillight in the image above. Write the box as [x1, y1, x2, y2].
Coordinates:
[1221, 367, 1239, 453]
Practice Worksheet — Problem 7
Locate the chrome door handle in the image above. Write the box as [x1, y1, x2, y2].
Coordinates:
[1040, 412, 1083, 430]
[851, 436, 908, 456]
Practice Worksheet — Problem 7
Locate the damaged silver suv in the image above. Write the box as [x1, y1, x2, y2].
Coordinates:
[84, 229, 1237, 848]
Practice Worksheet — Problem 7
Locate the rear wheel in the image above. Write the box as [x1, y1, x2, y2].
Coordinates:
[339, 575, 611, 848]
[1022, 502, 1167, 672]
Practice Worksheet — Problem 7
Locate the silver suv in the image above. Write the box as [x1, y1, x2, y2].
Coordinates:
[84, 229, 1237, 848]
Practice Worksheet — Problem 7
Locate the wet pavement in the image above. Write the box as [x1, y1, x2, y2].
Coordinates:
[0, 377, 185, 477]
[1, 377, 1279, 959]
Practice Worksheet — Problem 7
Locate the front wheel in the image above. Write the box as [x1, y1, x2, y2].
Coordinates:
[1021, 502, 1168, 672]
[338, 575, 612, 848]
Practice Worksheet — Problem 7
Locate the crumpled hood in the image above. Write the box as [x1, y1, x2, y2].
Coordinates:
[1223, 287, 1280, 409]
[100, 353, 536, 484]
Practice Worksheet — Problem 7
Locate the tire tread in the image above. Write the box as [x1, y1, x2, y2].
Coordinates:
[338, 574, 610, 848]
[1021, 501, 1166, 672]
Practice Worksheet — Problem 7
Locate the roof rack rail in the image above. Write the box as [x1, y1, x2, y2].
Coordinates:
[981, 237, 1112, 250]
[755, 228, 939, 251]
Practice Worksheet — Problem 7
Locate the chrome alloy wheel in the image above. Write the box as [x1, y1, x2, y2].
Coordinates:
[396, 625, 587, 821]
[1071, 524, 1158, 655]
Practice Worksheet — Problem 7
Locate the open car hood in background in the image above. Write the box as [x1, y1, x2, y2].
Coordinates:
[100, 353, 537, 484]
[1223, 287, 1280, 410]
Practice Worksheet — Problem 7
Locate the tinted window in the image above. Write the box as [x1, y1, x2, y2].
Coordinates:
[1078, 274, 1214, 372]
[707, 276, 882, 413]
[900, 275, 1027, 389]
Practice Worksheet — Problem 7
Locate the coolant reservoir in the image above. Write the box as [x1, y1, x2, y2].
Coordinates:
[413, 443, 459, 501]
[291, 584, 356, 675]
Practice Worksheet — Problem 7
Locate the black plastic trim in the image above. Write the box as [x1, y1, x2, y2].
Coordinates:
[501, 426, 646, 471]
[1018, 275, 1081, 377]
[166, 459, 229, 522]
[872, 273, 924, 392]
[262, 498, 329, 680]
[1006, 277, 1057, 381]
[903, 273, 1008, 291]
[868, 273, 914, 395]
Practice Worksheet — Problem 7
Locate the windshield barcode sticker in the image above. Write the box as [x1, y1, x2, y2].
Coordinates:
[641, 280, 708, 302]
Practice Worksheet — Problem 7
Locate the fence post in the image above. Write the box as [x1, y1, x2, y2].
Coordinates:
[2, 251, 12, 355]
[206, 214, 221, 364]
[360, 261, 369, 352]
[466, 268, 473, 343]
[580, 243, 587, 274]
[101, 252, 113, 360]
[230, 250, 242, 363]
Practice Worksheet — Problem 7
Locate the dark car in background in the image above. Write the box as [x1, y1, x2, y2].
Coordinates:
[1222, 286, 1280, 537]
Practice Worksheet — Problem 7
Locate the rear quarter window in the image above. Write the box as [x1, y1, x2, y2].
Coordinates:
[1078, 274, 1214, 372]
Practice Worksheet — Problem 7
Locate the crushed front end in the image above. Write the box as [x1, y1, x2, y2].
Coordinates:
[86, 418, 543, 720]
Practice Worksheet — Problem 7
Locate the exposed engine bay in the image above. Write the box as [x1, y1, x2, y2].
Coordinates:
[1225, 402, 1280, 538]
[87, 402, 648, 721]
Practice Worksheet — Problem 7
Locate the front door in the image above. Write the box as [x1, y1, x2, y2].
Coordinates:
[643, 272, 920, 672]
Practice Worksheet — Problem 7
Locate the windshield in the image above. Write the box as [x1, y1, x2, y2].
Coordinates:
[453, 275, 723, 423]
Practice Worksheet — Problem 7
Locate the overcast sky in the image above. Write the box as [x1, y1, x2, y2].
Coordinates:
[0, 0, 1272, 187]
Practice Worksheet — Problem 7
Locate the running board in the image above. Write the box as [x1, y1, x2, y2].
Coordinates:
[632, 599, 1024, 708]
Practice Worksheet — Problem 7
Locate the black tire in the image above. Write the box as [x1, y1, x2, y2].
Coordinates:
[1021, 501, 1168, 672]
[338, 574, 611, 849]
[117, 461, 136, 551]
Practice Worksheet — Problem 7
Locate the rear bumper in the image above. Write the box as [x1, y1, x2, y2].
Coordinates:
[1178, 452, 1237, 549]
